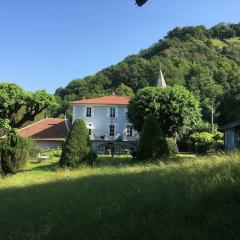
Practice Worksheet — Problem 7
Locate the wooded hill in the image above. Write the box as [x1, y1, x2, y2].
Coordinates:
[54, 23, 240, 125]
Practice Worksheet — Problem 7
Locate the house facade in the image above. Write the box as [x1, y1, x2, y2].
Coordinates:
[70, 95, 138, 154]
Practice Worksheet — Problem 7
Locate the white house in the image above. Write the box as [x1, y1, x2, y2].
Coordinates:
[69, 68, 166, 154]
[70, 94, 138, 154]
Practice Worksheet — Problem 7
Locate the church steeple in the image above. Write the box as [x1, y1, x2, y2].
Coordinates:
[156, 65, 167, 88]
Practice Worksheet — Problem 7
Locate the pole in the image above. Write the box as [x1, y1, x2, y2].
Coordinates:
[211, 103, 214, 134]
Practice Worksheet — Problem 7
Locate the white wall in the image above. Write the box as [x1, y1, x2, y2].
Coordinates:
[73, 105, 136, 141]
[36, 141, 63, 151]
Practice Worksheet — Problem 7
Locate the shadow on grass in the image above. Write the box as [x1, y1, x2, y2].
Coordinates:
[0, 162, 240, 240]
[24, 161, 59, 172]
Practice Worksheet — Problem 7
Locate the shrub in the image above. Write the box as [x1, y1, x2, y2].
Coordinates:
[59, 119, 94, 168]
[166, 138, 179, 156]
[188, 132, 224, 154]
[137, 115, 167, 161]
[26, 139, 40, 157]
[0, 134, 29, 175]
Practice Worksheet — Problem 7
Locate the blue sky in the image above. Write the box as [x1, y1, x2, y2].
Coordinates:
[0, 0, 240, 93]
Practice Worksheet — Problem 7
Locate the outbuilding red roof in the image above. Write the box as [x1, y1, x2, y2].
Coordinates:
[18, 118, 70, 141]
[69, 95, 131, 105]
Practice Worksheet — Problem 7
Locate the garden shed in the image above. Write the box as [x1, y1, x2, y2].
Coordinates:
[18, 118, 71, 151]
[221, 120, 240, 150]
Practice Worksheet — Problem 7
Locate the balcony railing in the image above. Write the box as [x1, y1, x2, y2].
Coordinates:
[91, 133, 138, 141]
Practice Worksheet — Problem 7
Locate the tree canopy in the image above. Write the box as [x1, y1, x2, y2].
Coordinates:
[115, 83, 134, 96]
[0, 82, 57, 128]
[128, 86, 202, 137]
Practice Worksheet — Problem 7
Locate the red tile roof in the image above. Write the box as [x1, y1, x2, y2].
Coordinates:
[18, 118, 70, 141]
[69, 95, 131, 105]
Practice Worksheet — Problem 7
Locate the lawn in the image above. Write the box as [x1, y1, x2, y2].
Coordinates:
[0, 153, 240, 240]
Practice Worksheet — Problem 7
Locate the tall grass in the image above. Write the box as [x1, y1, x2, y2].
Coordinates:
[0, 153, 240, 240]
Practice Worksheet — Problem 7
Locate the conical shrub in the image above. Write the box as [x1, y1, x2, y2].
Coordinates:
[59, 119, 94, 167]
[137, 115, 167, 161]
[0, 134, 29, 175]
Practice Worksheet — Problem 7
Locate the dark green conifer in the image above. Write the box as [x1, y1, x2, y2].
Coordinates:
[59, 119, 94, 167]
[137, 115, 167, 161]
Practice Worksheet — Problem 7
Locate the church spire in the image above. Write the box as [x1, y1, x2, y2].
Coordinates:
[156, 64, 167, 88]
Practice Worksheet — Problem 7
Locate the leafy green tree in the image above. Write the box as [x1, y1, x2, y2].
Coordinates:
[128, 86, 202, 137]
[210, 23, 236, 40]
[115, 84, 134, 96]
[137, 115, 167, 161]
[0, 82, 57, 128]
[59, 119, 94, 168]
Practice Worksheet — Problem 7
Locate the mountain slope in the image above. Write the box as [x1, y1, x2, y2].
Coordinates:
[54, 23, 240, 125]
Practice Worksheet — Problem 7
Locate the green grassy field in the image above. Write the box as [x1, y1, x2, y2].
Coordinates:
[0, 153, 240, 240]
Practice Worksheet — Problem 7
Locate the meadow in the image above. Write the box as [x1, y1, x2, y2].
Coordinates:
[0, 153, 240, 240]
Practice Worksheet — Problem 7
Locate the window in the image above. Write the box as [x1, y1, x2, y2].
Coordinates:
[86, 107, 92, 117]
[88, 129, 91, 136]
[125, 108, 128, 118]
[127, 125, 133, 137]
[109, 125, 115, 136]
[97, 144, 105, 153]
[110, 107, 115, 118]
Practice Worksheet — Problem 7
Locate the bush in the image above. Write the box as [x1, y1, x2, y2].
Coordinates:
[26, 139, 40, 157]
[0, 134, 29, 175]
[137, 115, 167, 161]
[188, 132, 224, 154]
[166, 138, 179, 156]
[59, 119, 94, 168]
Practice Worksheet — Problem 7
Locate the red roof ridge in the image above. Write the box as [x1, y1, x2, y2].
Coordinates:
[17, 118, 64, 132]
[70, 95, 131, 105]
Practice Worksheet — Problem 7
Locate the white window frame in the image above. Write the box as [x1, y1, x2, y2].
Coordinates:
[109, 124, 115, 137]
[126, 124, 133, 137]
[86, 107, 92, 117]
[110, 107, 115, 118]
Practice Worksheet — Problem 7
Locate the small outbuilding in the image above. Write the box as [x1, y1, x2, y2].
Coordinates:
[18, 118, 70, 151]
[221, 120, 240, 150]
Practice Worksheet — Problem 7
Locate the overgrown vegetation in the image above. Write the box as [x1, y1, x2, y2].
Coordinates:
[188, 131, 224, 154]
[0, 153, 240, 239]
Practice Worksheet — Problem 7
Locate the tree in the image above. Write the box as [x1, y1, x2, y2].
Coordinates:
[0, 134, 29, 175]
[115, 84, 134, 96]
[137, 115, 167, 161]
[128, 86, 202, 137]
[59, 119, 94, 168]
[0, 82, 57, 128]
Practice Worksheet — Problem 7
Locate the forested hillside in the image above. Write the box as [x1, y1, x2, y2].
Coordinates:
[54, 23, 240, 125]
